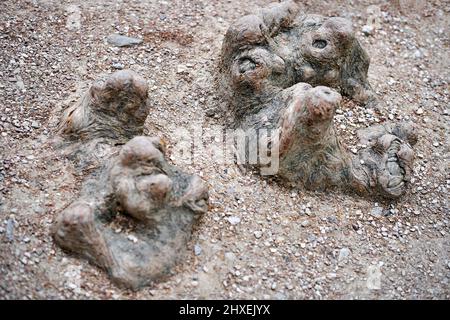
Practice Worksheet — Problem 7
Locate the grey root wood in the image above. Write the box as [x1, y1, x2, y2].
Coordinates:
[218, 0, 417, 199]
[53, 70, 208, 289]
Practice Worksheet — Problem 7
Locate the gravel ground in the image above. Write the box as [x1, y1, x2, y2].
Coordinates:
[0, 0, 449, 299]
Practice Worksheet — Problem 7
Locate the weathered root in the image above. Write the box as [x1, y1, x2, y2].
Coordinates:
[55, 70, 150, 167]
[353, 122, 417, 198]
[274, 84, 416, 199]
[58, 69, 149, 141]
[218, 1, 416, 199]
[219, 0, 376, 123]
[276, 83, 351, 190]
[53, 70, 209, 289]
[272, 83, 417, 198]
[53, 136, 208, 289]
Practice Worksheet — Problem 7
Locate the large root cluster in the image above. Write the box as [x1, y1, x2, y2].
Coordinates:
[53, 71, 208, 289]
[218, 0, 417, 199]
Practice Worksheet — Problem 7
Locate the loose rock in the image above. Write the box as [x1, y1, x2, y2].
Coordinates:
[367, 264, 382, 290]
[107, 34, 143, 47]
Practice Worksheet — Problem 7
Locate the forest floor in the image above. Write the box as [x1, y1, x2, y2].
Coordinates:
[0, 0, 449, 299]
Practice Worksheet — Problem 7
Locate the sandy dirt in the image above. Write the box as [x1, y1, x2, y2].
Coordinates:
[0, 0, 449, 299]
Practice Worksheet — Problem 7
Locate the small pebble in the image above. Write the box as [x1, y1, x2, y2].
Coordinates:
[253, 231, 263, 239]
[301, 220, 310, 227]
[338, 247, 351, 263]
[226, 216, 241, 225]
[31, 121, 40, 129]
[107, 34, 142, 47]
[6, 218, 14, 241]
[127, 235, 138, 243]
[112, 62, 124, 70]
[370, 206, 383, 217]
[194, 244, 202, 256]
[362, 25, 374, 36]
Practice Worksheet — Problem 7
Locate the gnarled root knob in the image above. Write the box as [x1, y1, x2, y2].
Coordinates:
[273, 83, 417, 199]
[58, 70, 149, 142]
[276, 83, 352, 190]
[352, 122, 417, 198]
[54, 70, 150, 168]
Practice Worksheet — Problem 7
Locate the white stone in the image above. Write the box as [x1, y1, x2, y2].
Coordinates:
[367, 264, 382, 290]
[362, 25, 374, 36]
[226, 216, 241, 225]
